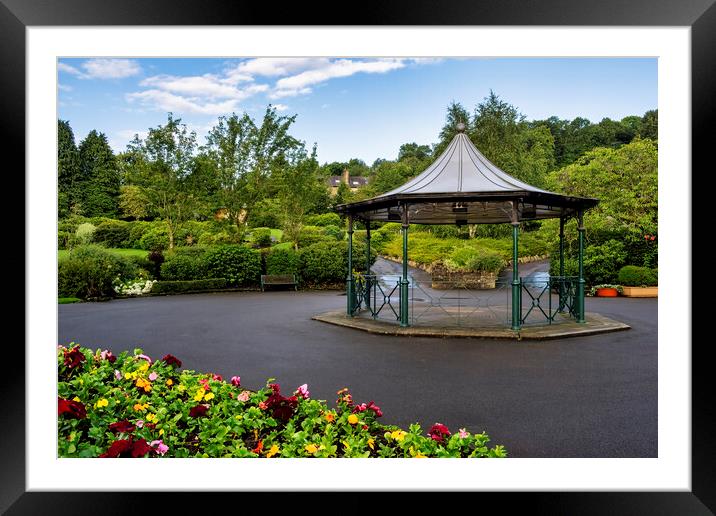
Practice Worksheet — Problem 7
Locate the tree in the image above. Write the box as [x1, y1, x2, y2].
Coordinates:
[118, 184, 153, 220]
[58, 120, 82, 217]
[78, 130, 120, 217]
[369, 160, 414, 195]
[640, 110, 658, 141]
[398, 142, 431, 162]
[202, 105, 304, 232]
[124, 114, 199, 249]
[433, 100, 471, 156]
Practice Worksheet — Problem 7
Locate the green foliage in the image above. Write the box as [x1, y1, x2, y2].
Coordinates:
[203, 245, 261, 286]
[296, 226, 333, 248]
[57, 345, 507, 458]
[582, 240, 628, 285]
[322, 224, 345, 241]
[93, 220, 132, 248]
[250, 227, 273, 248]
[58, 231, 72, 250]
[58, 120, 82, 217]
[298, 241, 346, 285]
[118, 185, 153, 220]
[265, 248, 300, 276]
[152, 278, 228, 295]
[75, 223, 96, 245]
[249, 198, 282, 228]
[444, 246, 505, 272]
[139, 225, 170, 251]
[304, 213, 341, 227]
[160, 253, 208, 281]
[58, 245, 138, 299]
[617, 265, 658, 287]
[78, 130, 120, 217]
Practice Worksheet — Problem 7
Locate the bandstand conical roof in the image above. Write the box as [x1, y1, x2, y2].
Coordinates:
[335, 126, 598, 224]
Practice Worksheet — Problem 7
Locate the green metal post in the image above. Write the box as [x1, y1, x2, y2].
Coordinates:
[365, 222, 371, 309]
[511, 220, 521, 330]
[346, 215, 354, 316]
[577, 210, 586, 323]
[559, 215, 565, 311]
[400, 205, 410, 327]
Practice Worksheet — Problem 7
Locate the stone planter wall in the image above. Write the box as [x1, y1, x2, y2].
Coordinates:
[621, 286, 658, 298]
[430, 266, 498, 289]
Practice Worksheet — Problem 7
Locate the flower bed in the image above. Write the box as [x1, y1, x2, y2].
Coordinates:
[58, 345, 507, 458]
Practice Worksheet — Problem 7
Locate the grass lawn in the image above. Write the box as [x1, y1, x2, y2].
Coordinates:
[272, 242, 294, 251]
[58, 248, 148, 260]
[58, 297, 82, 304]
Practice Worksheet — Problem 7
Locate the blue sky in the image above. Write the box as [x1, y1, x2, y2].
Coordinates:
[58, 57, 657, 164]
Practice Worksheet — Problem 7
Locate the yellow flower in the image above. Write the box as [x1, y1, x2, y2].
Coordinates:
[177, 384, 186, 392]
[72, 396, 81, 402]
[265, 444, 280, 458]
[367, 438, 375, 450]
[390, 430, 407, 442]
[342, 440, 351, 451]
[159, 429, 164, 436]
[166, 379, 173, 386]
[94, 398, 108, 408]
[133, 402, 149, 412]
[409, 446, 427, 458]
[146, 413, 157, 422]
[139, 362, 149, 372]
[324, 412, 335, 423]
[203, 392, 215, 401]
[347, 414, 359, 425]
[136, 378, 151, 392]
[305, 444, 318, 454]
[193, 389, 205, 402]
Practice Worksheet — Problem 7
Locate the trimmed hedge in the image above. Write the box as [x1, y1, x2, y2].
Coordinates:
[152, 278, 228, 295]
[305, 212, 341, 227]
[617, 265, 658, 287]
[266, 248, 300, 276]
[160, 253, 207, 281]
[203, 245, 261, 286]
[58, 245, 138, 299]
[93, 220, 132, 248]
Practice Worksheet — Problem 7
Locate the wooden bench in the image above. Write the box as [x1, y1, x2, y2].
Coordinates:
[260, 274, 298, 292]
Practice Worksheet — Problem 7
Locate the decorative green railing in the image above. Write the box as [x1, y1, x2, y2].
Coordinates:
[520, 275, 579, 325]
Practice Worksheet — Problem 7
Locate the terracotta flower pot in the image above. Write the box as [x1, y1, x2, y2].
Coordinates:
[596, 287, 619, 297]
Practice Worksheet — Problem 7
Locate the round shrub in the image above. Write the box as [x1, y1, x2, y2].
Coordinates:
[583, 240, 627, 285]
[297, 226, 332, 248]
[198, 230, 239, 247]
[203, 245, 261, 286]
[299, 241, 346, 285]
[251, 227, 273, 248]
[58, 245, 137, 299]
[127, 221, 151, 249]
[322, 224, 345, 241]
[75, 223, 96, 245]
[305, 212, 341, 227]
[266, 248, 300, 276]
[93, 220, 132, 248]
[139, 225, 170, 251]
[617, 265, 658, 286]
[161, 254, 207, 281]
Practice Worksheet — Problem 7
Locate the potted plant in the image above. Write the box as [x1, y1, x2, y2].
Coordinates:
[617, 265, 658, 297]
[589, 284, 624, 297]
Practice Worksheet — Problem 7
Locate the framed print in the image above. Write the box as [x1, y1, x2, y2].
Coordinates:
[5, 0, 712, 512]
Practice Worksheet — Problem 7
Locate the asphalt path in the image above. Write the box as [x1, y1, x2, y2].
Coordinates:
[58, 269, 657, 457]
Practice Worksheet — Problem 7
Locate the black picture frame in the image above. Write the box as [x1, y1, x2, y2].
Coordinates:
[4, 0, 710, 512]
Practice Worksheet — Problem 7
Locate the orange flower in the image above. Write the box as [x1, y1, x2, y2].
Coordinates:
[325, 412, 335, 423]
[252, 440, 263, 454]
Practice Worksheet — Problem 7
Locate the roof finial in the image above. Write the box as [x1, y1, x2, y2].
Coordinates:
[456, 122, 466, 133]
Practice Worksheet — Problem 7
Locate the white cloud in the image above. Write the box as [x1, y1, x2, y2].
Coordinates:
[231, 58, 330, 78]
[268, 87, 311, 99]
[116, 129, 148, 141]
[125, 89, 241, 116]
[57, 84, 73, 92]
[276, 58, 405, 91]
[273, 104, 289, 112]
[81, 59, 141, 79]
[58, 62, 81, 75]
[139, 74, 268, 100]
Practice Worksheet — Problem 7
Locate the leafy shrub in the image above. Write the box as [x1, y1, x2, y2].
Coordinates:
[250, 198, 282, 228]
[617, 265, 658, 286]
[152, 278, 228, 295]
[75, 223, 97, 245]
[583, 240, 627, 285]
[58, 244, 137, 299]
[297, 226, 333, 248]
[93, 220, 132, 248]
[305, 213, 341, 227]
[197, 230, 238, 247]
[443, 246, 504, 273]
[250, 227, 273, 248]
[57, 345, 507, 458]
[322, 224, 345, 241]
[127, 221, 151, 249]
[58, 230, 72, 250]
[266, 248, 300, 276]
[139, 225, 170, 251]
[203, 245, 261, 286]
[160, 254, 207, 281]
[299, 241, 346, 285]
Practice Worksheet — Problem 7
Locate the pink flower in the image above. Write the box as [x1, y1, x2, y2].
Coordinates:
[295, 384, 310, 399]
[458, 428, 469, 438]
[237, 390, 251, 402]
[114, 370, 122, 381]
[150, 440, 169, 456]
[231, 376, 241, 387]
[148, 372, 158, 382]
[136, 354, 152, 363]
[136, 420, 144, 428]
[100, 349, 116, 363]
[212, 374, 223, 382]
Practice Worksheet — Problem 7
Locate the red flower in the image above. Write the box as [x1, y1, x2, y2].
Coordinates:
[252, 440, 264, 454]
[161, 354, 182, 368]
[199, 378, 211, 391]
[212, 374, 223, 382]
[428, 423, 451, 443]
[109, 420, 135, 434]
[100, 437, 154, 458]
[63, 345, 86, 369]
[58, 397, 86, 419]
[366, 401, 383, 418]
[189, 404, 209, 418]
[263, 384, 298, 422]
[650, 235, 656, 241]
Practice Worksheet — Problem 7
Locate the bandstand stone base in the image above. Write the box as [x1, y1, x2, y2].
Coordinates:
[312, 311, 630, 340]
